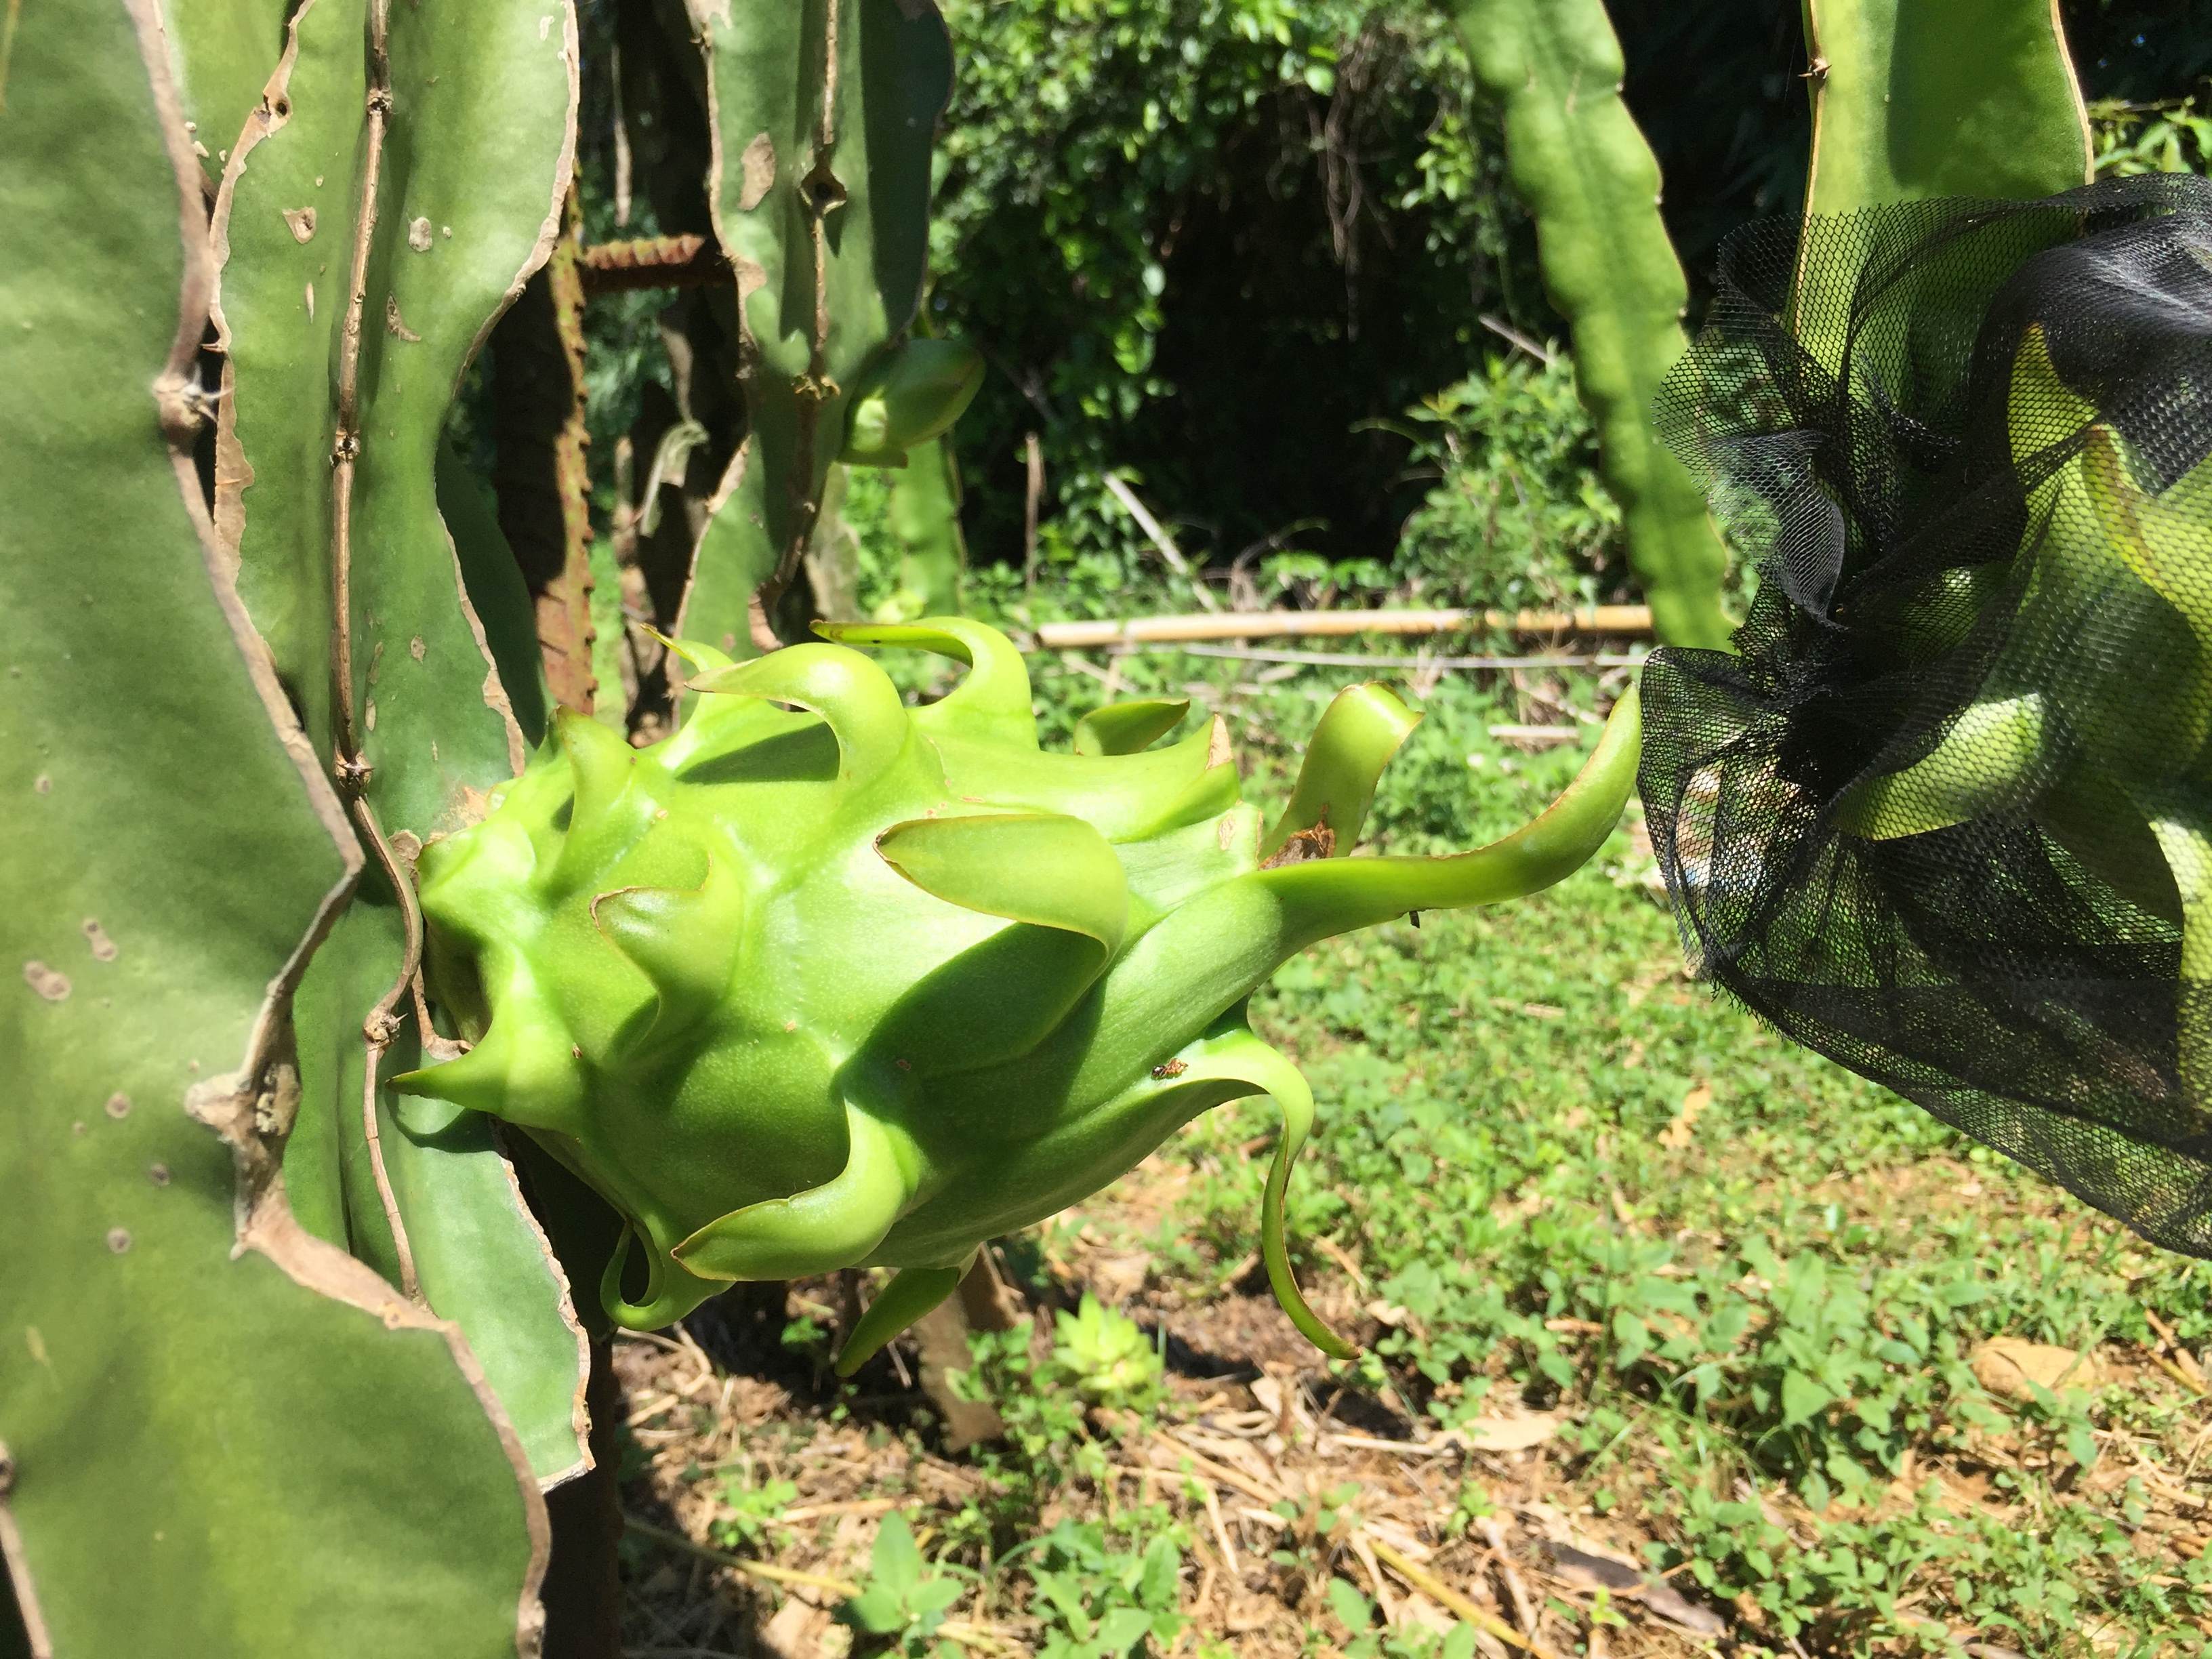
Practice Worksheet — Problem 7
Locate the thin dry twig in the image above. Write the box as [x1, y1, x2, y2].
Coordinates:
[1023, 431, 1044, 593]
[2148, 1352, 2211, 1399]
[2146, 1309, 2209, 1393]
[1178, 643, 1644, 672]
[1479, 313, 1558, 366]
[623, 1515, 859, 1599]
[1365, 1534, 1561, 1658]
[1035, 605, 1652, 650]
[1100, 472, 1221, 612]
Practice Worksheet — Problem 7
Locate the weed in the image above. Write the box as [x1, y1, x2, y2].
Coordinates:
[1327, 1576, 1479, 1659]
[1051, 1295, 1167, 1411]
[837, 1514, 968, 1655]
[708, 1470, 798, 1555]
[1012, 1514, 1190, 1658]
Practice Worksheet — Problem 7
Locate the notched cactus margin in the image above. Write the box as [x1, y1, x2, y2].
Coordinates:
[0, 1, 552, 1642]
[208, 0, 581, 813]
[404, 617, 1641, 1372]
[165, 0, 558, 1622]
[205, 0, 595, 1486]
[186, 1052, 556, 1653]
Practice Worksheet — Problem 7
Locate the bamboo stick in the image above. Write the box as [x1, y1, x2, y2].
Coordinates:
[1174, 644, 1643, 670]
[1033, 605, 1652, 649]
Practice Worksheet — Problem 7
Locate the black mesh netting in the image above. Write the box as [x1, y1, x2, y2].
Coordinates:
[1639, 174, 2212, 1254]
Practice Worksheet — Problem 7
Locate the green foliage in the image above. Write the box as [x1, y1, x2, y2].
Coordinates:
[1383, 350, 1618, 613]
[1208, 880, 2205, 1500]
[951, 1322, 1107, 1529]
[1126, 767, 2211, 1645]
[2093, 91, 2212, 175]
[709, 1470, 800, 1555]
[843, 442, 970, 626]
[837, 1514, 966, 1652]
[924, 345, 1639, 627]
[1327, 1577, 1478, 1659]
[1019, 1517, 1189, 1658]
[932, 0, 1519, 572]
[1051, 1294, 1167, 1409]
[945, 1308, 1170, 1546]
[1662, 1473, 2204, 1651]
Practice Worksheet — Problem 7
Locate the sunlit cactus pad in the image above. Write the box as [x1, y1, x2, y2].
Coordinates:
[403, 618, 1637, 1369]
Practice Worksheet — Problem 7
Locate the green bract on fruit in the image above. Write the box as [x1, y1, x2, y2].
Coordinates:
[401, 619, 1639, 1371]
[838, 337, 986, 468]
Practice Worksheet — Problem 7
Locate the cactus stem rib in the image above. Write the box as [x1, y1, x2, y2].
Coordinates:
[312, 0, 447, 1313]
[753, 0, 848, 618]
[328, 0, 392, 772]
[356, 796, 426, 1305]
[316, 0, 435, 1309]
[674, 0, 954, 658]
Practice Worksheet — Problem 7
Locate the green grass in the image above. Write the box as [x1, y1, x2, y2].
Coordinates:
[1038, 648, 2212, 1653]
[1206, 881, 2212, 1651]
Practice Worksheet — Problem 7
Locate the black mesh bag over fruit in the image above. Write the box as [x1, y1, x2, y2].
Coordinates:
[1639, 175, 2212, 1254]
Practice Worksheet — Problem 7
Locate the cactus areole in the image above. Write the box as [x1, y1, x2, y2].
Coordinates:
[402, 619, 1639, 1370]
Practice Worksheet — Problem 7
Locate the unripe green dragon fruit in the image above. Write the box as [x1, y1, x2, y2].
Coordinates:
[401, 619, 1639, 1371]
